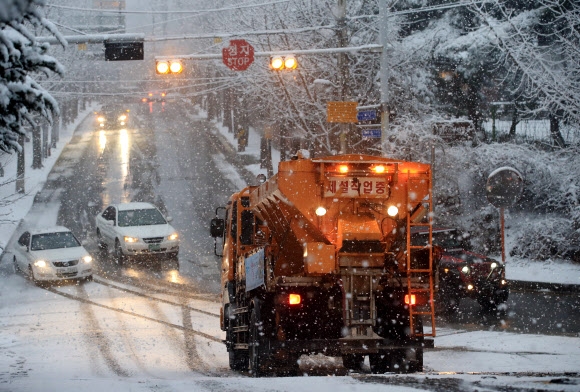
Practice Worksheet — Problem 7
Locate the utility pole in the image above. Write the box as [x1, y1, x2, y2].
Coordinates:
[378, 0, 390, 156]
[336, 0, 349, 154]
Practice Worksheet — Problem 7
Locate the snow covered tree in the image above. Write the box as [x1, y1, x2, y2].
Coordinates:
[0, 0, 65, 153]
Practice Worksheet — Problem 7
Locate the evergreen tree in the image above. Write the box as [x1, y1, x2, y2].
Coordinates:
[0, 0, 65, 153]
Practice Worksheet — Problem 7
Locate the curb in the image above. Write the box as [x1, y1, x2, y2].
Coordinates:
[509, 280, 580, 294]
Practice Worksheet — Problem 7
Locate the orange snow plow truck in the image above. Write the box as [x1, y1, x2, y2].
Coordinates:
[210, 153, 436, 376]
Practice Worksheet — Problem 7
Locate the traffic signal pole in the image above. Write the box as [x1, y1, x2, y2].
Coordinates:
[379, 0, 390, 156]
[336, 0, 349, 154]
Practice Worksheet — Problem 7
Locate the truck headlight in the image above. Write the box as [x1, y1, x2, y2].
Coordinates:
[124, 236, 139, 243]
[461, 266, 470, 274]
[490, 262, 498, 270]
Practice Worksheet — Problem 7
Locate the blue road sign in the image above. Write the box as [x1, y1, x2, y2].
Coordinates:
[361, 129, 381, 139]
[357, 110, 377, 122]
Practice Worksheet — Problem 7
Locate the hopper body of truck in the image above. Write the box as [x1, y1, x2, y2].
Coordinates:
[210, 153, 436, 376]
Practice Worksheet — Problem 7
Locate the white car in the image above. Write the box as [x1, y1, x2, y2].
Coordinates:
[95, 202, 179, 265]
[12, 226, 93, 283]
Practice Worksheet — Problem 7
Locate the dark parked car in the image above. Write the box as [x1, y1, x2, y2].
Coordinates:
[411, 228, 509, 313]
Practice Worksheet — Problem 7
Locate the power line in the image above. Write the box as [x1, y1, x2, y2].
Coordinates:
[46, 0, 291, 15]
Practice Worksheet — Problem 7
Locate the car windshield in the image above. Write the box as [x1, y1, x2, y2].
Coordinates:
[30, 232, 81, 251]
[411, 231, 464, 249]
[118, 208, 166, 227]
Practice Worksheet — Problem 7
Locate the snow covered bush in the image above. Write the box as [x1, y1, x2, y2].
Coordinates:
[509, 216, 580, 261]
[0, 0, 65, 153]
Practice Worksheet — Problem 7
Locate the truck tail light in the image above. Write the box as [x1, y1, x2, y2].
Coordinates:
[289, 293, 301, 305]
[405, 294, 416, 306]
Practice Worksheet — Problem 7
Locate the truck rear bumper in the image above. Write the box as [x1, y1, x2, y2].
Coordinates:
[258, 337, 433, 357]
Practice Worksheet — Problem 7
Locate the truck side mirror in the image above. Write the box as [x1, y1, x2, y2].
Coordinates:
[210, 218, 225, 238]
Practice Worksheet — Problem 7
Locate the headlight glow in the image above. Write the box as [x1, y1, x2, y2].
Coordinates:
[82, 255, 93, 263]
[168, 233, 179, 241]
[467, 284, 474, 290]
[118, 114, 127, 121]
[315, 206, 327, 216]
[461, 266, 470, 274]
[372, 165, 386, 174]
[387, 205, 399, 217]
[97, 116, 105, 123]
[34, 260, 47, 268]
[124, 236, 139, 243]
[490, 262, 498, 270]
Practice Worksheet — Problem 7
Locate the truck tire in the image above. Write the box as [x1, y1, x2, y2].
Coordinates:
[226, 324, 248, 371]
[342, 354, 364, 371]
[369, 351, 392, 374]
[249, 308, 271, 377]
[229, 348, 249, 371]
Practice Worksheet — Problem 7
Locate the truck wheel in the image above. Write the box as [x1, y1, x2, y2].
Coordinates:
[227, 324, 248, 371]
[408, 347, 424, 373]
[342, 354, 364, 371]
[369, 352, 391, 374]
[249, 308, 270, 377]
[229, 348, 249, 371]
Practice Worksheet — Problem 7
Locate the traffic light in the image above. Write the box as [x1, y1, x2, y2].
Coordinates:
[270, 55, 297, 71]
[156, 60, 183, 74]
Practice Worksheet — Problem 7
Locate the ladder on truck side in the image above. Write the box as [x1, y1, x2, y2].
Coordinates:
[405, 175, 436, 338]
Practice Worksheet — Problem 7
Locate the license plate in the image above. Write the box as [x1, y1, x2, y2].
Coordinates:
[59, 267, 78, 273]
[148, 244, 161, 251]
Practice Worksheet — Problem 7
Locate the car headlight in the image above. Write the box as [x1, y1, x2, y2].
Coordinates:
[124, 236, 139, 243]
[490, 262, 498, 270]
[461, 265, 470, 274]
[82, 255, 93, 264]
[168, 233, 179, 241]
[34, 260, 48, 268]
[97, 116, 105, 123]
[118, 114, 127, 121]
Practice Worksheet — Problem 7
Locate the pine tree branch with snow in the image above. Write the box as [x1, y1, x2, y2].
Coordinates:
[0, 0, 65, 153]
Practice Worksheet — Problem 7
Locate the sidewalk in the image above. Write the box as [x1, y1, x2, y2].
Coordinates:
[207, 116, 580, 291]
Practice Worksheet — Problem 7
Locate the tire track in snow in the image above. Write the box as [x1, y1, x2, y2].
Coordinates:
[44, 284, 222, 343]
[74, 284, 130, 377]
[93, 276, 219, 317]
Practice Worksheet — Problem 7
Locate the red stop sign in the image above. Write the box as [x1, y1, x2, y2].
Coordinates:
[222, 39, 254, 71]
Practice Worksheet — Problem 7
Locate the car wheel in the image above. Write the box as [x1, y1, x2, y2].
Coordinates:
[83, 275, 94, 283]
[28, 265, 40, 285]
[97, 229, 107, 252]
[13, 256, 20, 273]
[114, 240, 125, 266]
